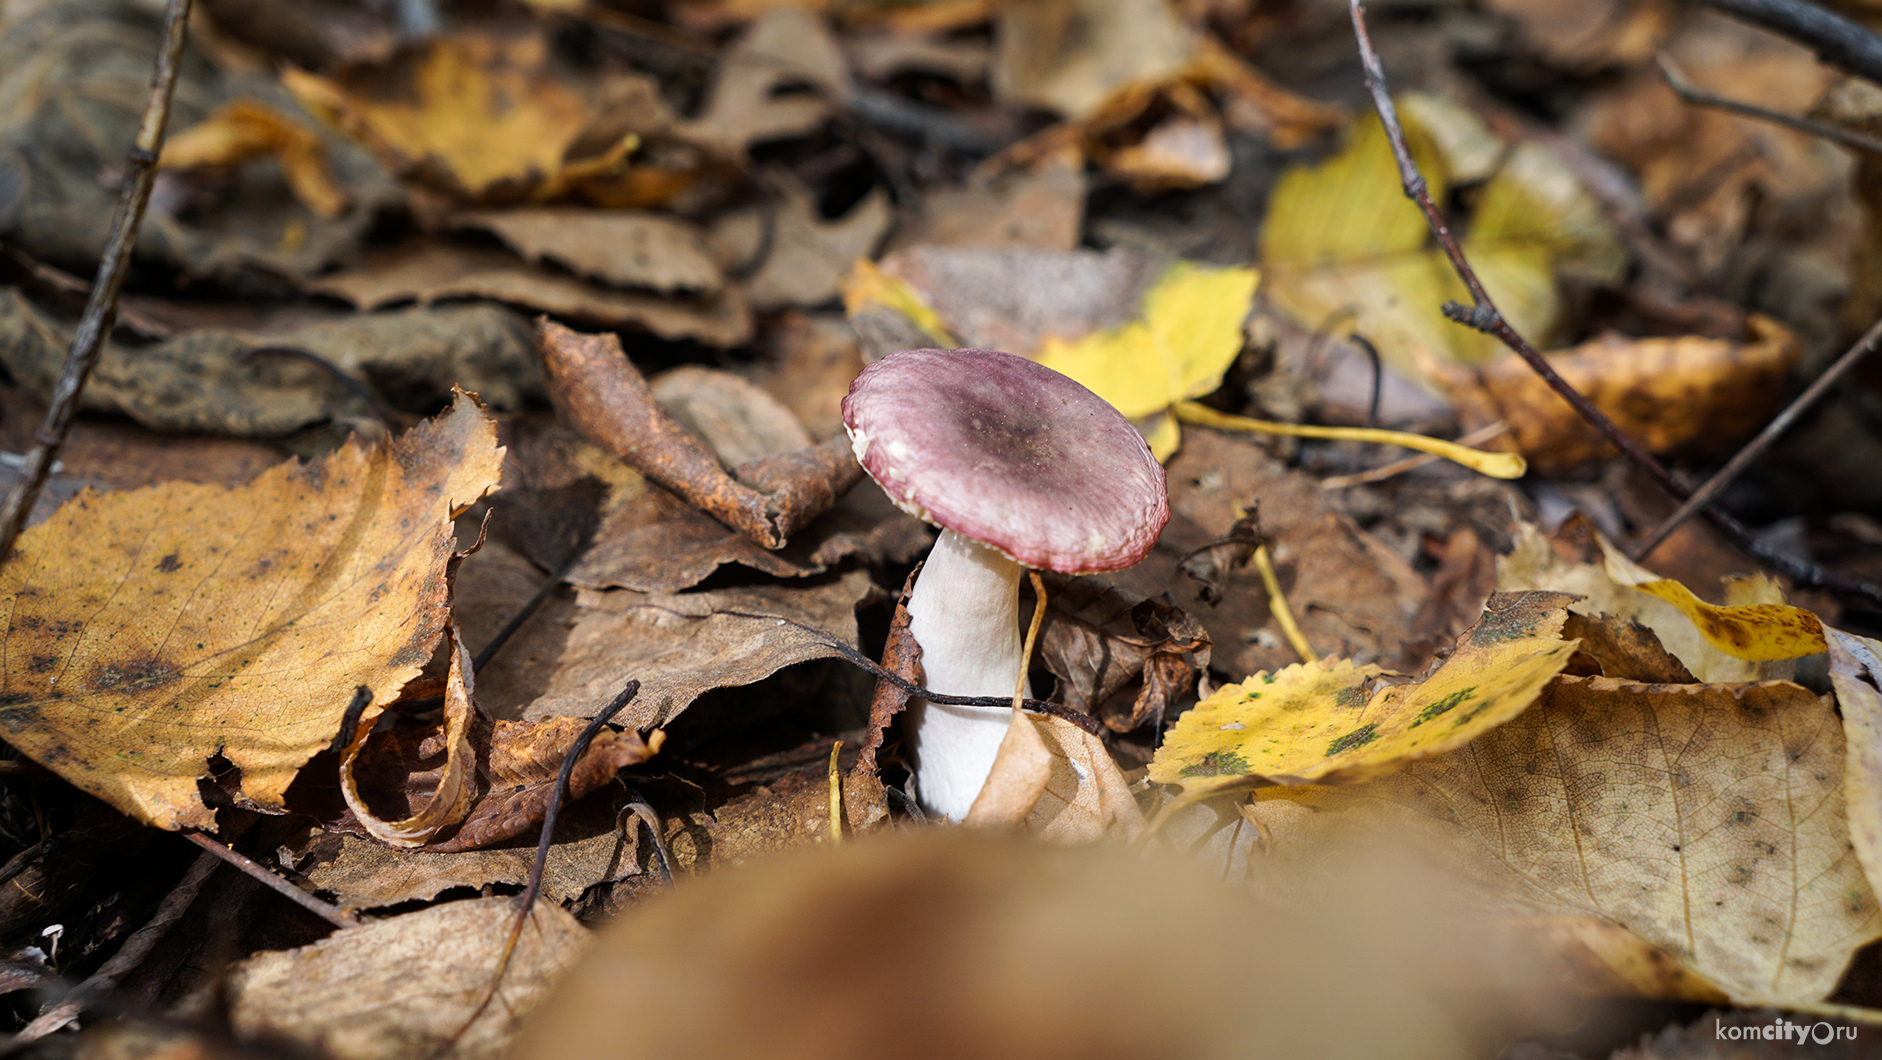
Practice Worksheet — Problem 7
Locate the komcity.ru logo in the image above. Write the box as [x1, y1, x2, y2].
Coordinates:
[1716, 1017, 1858, 1045]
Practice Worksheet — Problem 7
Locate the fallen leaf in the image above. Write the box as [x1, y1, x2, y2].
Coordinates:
[1240, 673, 1881, 1005]
[659, 765, 888, 872]
[522, 570, 876, 727]
[340, 623, 479, 847]
[1, 3, 400, 282]
[1481, 0, 1670, 67]
[1149, 591, 1578, 796]
[1037, 571, 1210, 733]
[745, 311, 867, 440]
[965, 709, 1145, 841]
[285, 794, 643, 910]
[708, 177, 892, 310]
[887, 149, 1086, 253]
[0, 394, 501, 830]
[228, 896, 588, 1060]
[0, 290, 539, 434]
[1498, 520, 1808, 682]
[311, 242, 753, 346]
[1445, 316, 1801, 474]
[1260, 98, 1622, 378]
[1595, 535, 1827, 661]
[283, 31, 627, 200]
[680, 9, 847, 157]
[1827, 630, 1882, 906]
[990, 0, 1194, 118]
[161, 98, 350, 218]
[453, 208, 724, 294]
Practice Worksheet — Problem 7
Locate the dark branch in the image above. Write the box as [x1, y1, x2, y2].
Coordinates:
[1695, 0, 1882, 87]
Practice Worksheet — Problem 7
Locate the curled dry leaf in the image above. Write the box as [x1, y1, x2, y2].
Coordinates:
[1241, 673, 1880, 1005]
[313, 243, 754, 347]
[339, 623, 478, 847]
[0, 393, 500, 830]
[228, 896, 588, 1060]
[1148, 591, 1578, 797]
[1827, 630, 1882, 912]
[856, 568, 921, 775]
[1446, 316, 1802, 474]
[538, 319, 863, 551]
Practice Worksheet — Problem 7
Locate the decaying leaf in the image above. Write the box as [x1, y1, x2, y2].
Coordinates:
[1498, 520, 1811, 683]
[1037, 572, 1210, 733]
[312, 243, 753, 346]
[1148, 591, 1577, 796]
[990, 0, 1193, 118]
[708, 177, 892, 311]
[228, 896, 588, 1060]
[285, 795, 642, 910]
[965, 709, 1145, 841]
[660, 765, 889, 872]
[1828, 630, 1882, 911]
[0, 394, 501, 830]
[1260, 98, 1622, 379]
[454, 208, 725, 294]
[283, 31, 631, 200]
[887, 150, 1085, 253]
[162, 98, 351, 218]
[0, 291, 538, 435]
[1445, 316, 1802, 474]
[1240, 673, 1881, 1005]
[680, 9, 848, 157]
[340, 624, 479, 847]
[523, 571, 876, 727]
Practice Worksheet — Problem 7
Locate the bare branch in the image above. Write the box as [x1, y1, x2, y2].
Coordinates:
[1656, 53, 1882, 156]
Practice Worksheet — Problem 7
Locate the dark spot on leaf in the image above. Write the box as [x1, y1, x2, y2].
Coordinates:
[1334, 685, 1366, 710]
[1729, 864, 1754, 885]
[0, 693, 30, 706]
[1412, 687, 1475, 727]
[88, 658, 181, 694]
[1327, 723, 1378, 756]
[26, 655, 56, 674]
[155, 553, 182, 573]
[1180, 750, 1251, 778]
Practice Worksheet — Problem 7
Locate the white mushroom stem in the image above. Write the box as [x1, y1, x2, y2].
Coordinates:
[904, 528, 1031, 821]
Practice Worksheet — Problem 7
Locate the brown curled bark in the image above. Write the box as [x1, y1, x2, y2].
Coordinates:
[855, 566, 922, 776]
[538, 318, 858, 549]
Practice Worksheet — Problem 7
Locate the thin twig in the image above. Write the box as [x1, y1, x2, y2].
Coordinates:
[436, 682, 643, 1060]
[716, 610, 1108, 736]
[1347, 0, 1882, 607]
[13, 849, 219, 1044]
[472, 562, 570, 673]
[1694, 0, 1882, 87]
[184, 831, 358, 930]
[0, 0, 194, 563]
[1635, 312, 1882, 559]
[1656, 53, 1882, 156]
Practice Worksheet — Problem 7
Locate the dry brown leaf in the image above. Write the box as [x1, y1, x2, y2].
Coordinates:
[745, 312, 867, 440]
[1241, 673, 1881, 1004]
[964, 709, 1145, 841]
[161, 98, 350, 218]
[991, 0, 1194, 118]
[1156, 429, 1425, 677]
[522, 571, 876, 727]
[1480, 0, 1671, 67]
[681, 10, 848, 157]
[1038, 572, 1210, 733]
[1, 289, 538, 437]
[660, 766, 888, 872]
[228, 896, 588, 1060]
[1827, 630, 1882, 913]
[1445, 316, 1801, 474]
[283, 31, 629, 200]
[311, 243, 753, 347]
[0, 394, 500, 830]
[452, 208, 723, 294]
[650, 365, 813, 466]
[285, 796, 641, 910]
[339, 623, 479, 847]
[708, 178, 892, 311]
[887, 149, 1085, 253]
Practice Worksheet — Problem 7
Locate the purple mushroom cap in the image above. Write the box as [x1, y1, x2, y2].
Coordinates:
[841, 348, 1170, 573]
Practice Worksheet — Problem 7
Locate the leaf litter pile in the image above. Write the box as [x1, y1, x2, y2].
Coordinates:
[7, 0, 1882, 1055]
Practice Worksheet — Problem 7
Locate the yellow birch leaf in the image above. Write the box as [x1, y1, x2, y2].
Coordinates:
[1597, 537, 1826, 660]
[1032, 260, 1257, 422]
[839, 258, 958, 347]
[1149, 590, 1578, 797]
[0, 393, 502, 830]
[162, 99, 350, 218]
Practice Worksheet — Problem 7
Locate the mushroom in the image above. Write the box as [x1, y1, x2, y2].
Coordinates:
[842, 348, 1170, 820]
